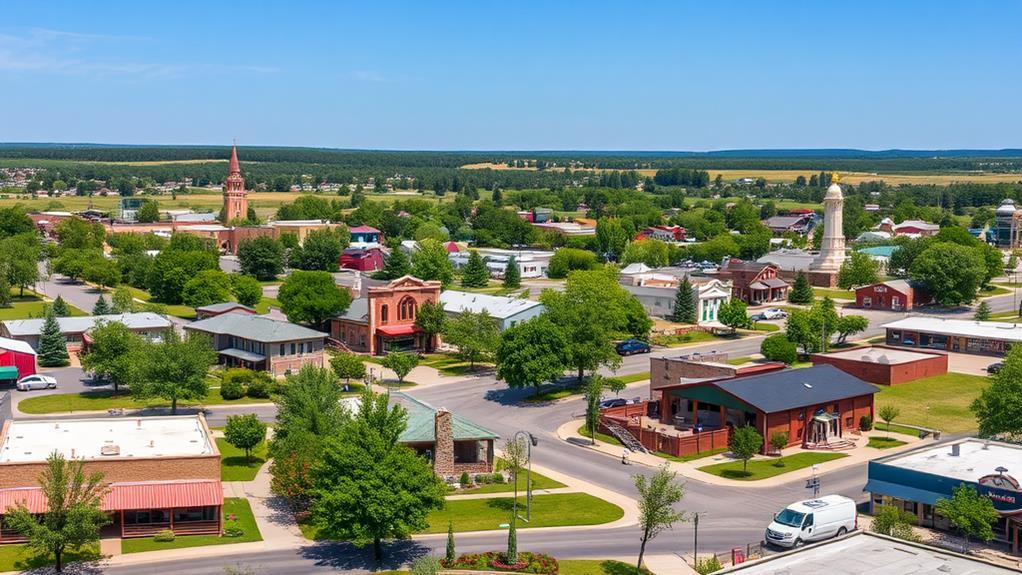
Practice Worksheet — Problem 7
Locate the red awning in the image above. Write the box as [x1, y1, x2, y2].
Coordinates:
[0, 480, 223, 514]
[0, 488, 47, 513]
[376, 325, 420, 337]
[104, 480, 223, 511]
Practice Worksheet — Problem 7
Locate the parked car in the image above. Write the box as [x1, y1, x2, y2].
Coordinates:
[599, 398, 628, 409]
[616, 339, 651, 356]
[987, 362, 1005, 374]
[765, 495, 857, 548]
[16, 374, 57, 391]
[760, 308, 788, 320]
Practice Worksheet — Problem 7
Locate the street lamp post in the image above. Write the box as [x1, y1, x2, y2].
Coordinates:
[512, 431, 539, 522]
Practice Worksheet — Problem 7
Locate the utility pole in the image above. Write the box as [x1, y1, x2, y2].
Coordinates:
[692, 511, 705, 567]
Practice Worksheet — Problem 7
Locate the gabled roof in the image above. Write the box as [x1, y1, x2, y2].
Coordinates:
[0, 336, 35, 355]
[712, 364, 878, 413]
[335, 297, 369, 323]
[2, 313, 171, 337]
[185, 313, 326, 342]
[439, 290, 544, 320]
[194, 302, 256, 314]
[349, 225, 381, 234]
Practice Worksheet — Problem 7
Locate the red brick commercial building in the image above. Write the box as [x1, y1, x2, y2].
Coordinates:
[331, 276, 442, 355]
[855, 280, 932, 311]
[718, 259, 790, 304]
[654, 364, 877, 453]
[184, 313, 327, 377]
[811, 346, 948, 385]
[0, 415, 222, 541]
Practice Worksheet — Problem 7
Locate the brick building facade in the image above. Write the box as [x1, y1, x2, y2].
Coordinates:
[855, 280, 932, 311]
[811, 346, 948, 385]
[184, 312, 327, 377]
[718, 259, 790, 304]
[331, 276, 442, 355]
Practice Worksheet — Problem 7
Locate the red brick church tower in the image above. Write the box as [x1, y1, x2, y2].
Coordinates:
[222, 144, 248, 222]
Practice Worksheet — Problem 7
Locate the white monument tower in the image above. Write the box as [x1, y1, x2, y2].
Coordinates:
[810, 173, 847, 272]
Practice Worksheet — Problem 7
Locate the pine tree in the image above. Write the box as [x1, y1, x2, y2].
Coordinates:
[789, 271, 814, 304]
[37, 308, 70, 367]
[974, 301, 992, 321]
[50, 295, 70, 317]
[502, 255, 521, 289]
[671, 278, 697, 323]
[92, 295, 111, 315]
[461, 251, 490, 288]
[374, 248, 410, 280]
[445, 522, 456, 564]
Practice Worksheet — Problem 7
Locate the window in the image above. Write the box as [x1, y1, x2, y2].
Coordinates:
[173, 506, 216, 523]
[279, 344, 285, 356]
[290, 343, 296, 355]
[398, 297, 417, 321]
[381, 305, 389, 324]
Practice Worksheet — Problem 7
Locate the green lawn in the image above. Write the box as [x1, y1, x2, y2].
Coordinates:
[874, 372, 989, 433]
[18, 386, 275, 414]
[300, 493, 622, 539]
[868, 436, 908, 449]
[749, 322, 781, 332]
[0, 289, 87, 320]
[121, 498, 262, 554]
[877, 422, 923, 437]
[651, 331, 718, 347]
[419, 353, 494, 376]
[454, 459, 566, 494]
[698, 452, 848, 481]
[656, 447, 729, 463]
[216, 437, 268, 482]
[559, 560, 652, 575]
[979, 285, 1012, 298]
[812, 287, 855, 300]
[121, 285, 196, 319]
[577, 424, 622, 446]
[617, 371, 650, 384]
[0, 543, 100, 572]
[254, 296, 280, 314]
[522, 373, 649, 404]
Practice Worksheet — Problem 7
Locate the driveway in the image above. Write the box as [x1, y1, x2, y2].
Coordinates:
[947, 353, 999, 376]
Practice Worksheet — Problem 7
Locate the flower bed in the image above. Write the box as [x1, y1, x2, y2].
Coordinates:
[444, 551, 559, 574]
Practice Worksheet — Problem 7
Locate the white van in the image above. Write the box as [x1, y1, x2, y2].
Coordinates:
[765, 495, 857, 548]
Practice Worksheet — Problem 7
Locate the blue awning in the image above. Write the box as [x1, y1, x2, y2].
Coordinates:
[864, 479, 943, 505]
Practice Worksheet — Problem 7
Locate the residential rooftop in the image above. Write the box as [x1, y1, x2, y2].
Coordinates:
[882, 317, 1022, 343]
[194, 302, 256, 314]
[0, 416, 215, 463]
[440, 290, 544, 320]
[1, 312, 171, 337]
[717, 531, 1016, 574]
[185, 313, 327, 342]
[876, 438, 1022, 485]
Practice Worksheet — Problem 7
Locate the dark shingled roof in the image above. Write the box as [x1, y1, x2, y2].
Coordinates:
[715, 364, 878, 413]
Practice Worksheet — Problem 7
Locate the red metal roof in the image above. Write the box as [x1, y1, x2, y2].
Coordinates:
[349, 225, 381, 234]
[376, 324, 420, 337]
[0, 480, 223, 514]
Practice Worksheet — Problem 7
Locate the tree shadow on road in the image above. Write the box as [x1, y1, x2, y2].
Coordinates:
[298, 539, 433, 572]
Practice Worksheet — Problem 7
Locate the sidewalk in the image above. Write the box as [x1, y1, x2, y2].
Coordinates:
[643, 553, 699, 575]
[557, 419, 925, 488]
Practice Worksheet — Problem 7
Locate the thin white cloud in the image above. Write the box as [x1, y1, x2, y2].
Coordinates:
[0, 27, 275, 78]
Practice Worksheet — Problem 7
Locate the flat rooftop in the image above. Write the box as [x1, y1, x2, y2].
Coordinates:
[719, 531, 1016, 574]
[820, 346, 940, 365]
[882, 316, 1022, 343]
[878, 438, 1022, 484]
[0, 416, 215, 463]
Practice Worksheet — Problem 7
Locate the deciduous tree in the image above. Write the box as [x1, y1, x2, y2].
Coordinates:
[443, 310, 500, 368]
[837, 251, 880, 290]
[634, 465, 686, 574]
[238, 236, 285, 280]
[231, 273, 263, 307]
[495, 317, 568, 394]
[717, 299, 750, 333]
[278, 270, 351, 328]
[972, 345, 1022, 438]
[131, 330, 217, 414]
[414, 300, 446, 352]
[412, 239, 455, 287]
[182, 269, 233, 308]
[541, 270, 627, 381]
[224, 414, 267, 464]
[374, 248, 411, 280]
[382, 351, 419, 383]
[80, 320, 143, 392]
[834, 315, 869, 344]
[935, 484, 999, 553]
[330, 353, 366, 386]
[729, 426, 763, 474]
[910, 243, 986, 306]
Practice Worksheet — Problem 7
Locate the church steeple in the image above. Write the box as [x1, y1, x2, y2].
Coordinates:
[222, 142, 248, 223]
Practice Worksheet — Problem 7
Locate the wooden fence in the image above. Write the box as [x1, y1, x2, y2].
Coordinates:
[600, 402, 731, 459]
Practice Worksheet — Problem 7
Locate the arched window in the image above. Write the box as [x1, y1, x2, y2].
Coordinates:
[398, 297, 417, 321]
[380, 305, 389, 324]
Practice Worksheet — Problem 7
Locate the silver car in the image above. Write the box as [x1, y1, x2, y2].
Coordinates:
[16, 374, 57, 391]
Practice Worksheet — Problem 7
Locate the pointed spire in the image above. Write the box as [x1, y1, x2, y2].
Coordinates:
[229, 142, 240, 174]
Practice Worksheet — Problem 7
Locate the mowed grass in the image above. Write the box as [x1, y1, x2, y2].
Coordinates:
[868, 436, 908, 450]
[812, 287, 855, 300]
[0, 289, 87, 320]
[0, 543, 100, 572]
[559, 560, 653, 575]
[216, 436, 268, 482]
[419, 353, 493, 376]
[121, 498, 261, 554]
[651, 331, 718, 347]
[120, 285, 196, 319]
[300, 493, 622, 539]
[698, 452, 847, 480]
[254, 296, 280, 314]
[453, 458, 566, 494]
[578, 424, 622, 446]
[17, 387, 275, 414]
[524, 371, 649, 403]
[874, 372, 989, 433]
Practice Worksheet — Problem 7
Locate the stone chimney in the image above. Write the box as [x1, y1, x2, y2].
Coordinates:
[433, 408, 455, 477]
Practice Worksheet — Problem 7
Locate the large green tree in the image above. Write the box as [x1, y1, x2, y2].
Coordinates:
[910, 243, 987, 306]
[837, 251, 880, 290]
[182, 269, 234, 308]
[502, 256, 521, 289]
[972, 345, 1022, 438]
[6, 452, 109, 573]
[443, 310, 500, 368]
[495, 317, 568, 394]
[411, 239, 455, 287]
[130, 330, 217, 414]
[935, 484, 999, 553]
[37, 308, 70, 367]
[622, 239, 670, 268]
[788, 271, 814, 304]
[374, 248, 411, 281]
[596, 218, 628, 259]
[237, 236, 285, 281]
[310, 391, 446, 560]
[671, 278, 697, 324]
[292, 228, 347, 271]
[80, 320, 143, 392]
[230, 273, 263, 307]
[278, 270, 351, 328]
[413, 300, 446, 352]
[460, 251, 490, 288]
[224, 414, 267, 464]
[547, 248, 599, 279]
[717, 298, 751, 333]
[382, 351, 419, 383]
[729, 426, 763, 473]
[541, 269, 629, 381]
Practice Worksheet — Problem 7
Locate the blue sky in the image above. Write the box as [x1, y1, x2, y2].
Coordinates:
[1, 1, 1020, 150]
